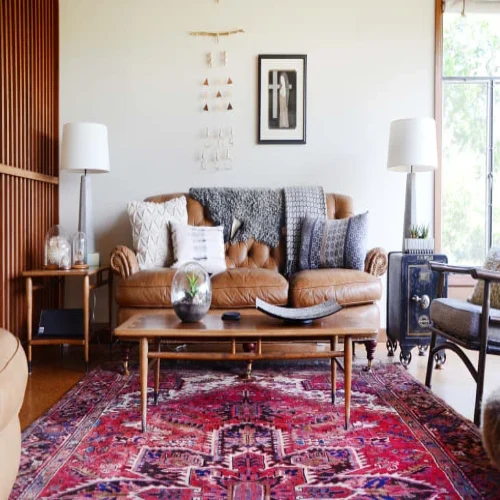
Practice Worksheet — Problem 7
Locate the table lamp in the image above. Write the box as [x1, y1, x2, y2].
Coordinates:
[387, 117, 438, 251]
[61, 122, 110, 265]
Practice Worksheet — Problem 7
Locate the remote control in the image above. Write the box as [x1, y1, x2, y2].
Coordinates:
[221, 311, 241, 321]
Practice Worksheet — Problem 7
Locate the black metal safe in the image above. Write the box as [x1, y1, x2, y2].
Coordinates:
[386, 252, 448, 366]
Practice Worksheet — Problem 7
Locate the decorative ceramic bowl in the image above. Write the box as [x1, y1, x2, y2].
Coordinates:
[171, 262, 212, 322]
[256, 298, 342, 324]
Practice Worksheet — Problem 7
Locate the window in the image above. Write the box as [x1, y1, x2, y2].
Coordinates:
[441, 11, 500, 265]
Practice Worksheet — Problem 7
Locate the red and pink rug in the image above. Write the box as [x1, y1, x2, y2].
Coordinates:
[12, 363, 499, 499]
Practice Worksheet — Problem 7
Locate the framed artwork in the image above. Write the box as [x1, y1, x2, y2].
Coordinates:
[258, 54, 307, 145]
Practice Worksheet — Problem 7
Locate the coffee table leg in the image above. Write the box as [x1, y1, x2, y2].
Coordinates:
[242, 342, 256, 379]
[331, 336, 338, 404]
[140, 338, 148, 432]
[344, 336, 352, 431]
[154, 339, 161, 405]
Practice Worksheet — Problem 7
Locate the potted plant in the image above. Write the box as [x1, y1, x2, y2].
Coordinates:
[171, 262, 212, 322]
[405, 224, 434, 254]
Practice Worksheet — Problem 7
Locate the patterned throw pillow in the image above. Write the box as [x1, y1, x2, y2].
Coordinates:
[299, 213, 368, 271]
[128, 197, 188, 270]
[469, 247, 500, 309]
[170, 222, 227, 275]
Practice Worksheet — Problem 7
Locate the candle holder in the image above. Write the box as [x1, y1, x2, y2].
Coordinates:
[72, 231, 89, 269]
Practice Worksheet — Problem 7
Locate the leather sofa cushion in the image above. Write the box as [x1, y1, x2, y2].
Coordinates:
[289, 269, 382, 308]
[211, 268, 288, 309]
[116, 269, 176, 307]
[116, 268, 289, 309]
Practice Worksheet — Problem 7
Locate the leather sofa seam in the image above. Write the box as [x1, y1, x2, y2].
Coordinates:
[291, 282, 377, 290]
[212, 285, 287, 290]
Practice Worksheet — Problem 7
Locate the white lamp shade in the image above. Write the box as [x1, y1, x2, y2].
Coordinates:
[387, 118, 438, 173]
[61, 122, 110, 173]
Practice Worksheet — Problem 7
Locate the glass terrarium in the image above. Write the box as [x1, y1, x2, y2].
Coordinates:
[171, 262, 212, 322]
[72, 231, 88, 269]
[44, 225, 71, 270]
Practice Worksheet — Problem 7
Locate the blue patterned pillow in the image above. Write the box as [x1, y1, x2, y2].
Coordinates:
[299, 213, 368, 271]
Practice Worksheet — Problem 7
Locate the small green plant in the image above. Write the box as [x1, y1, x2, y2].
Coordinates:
[186, 271, 200, 299]
[409, 224, 430, 239]
[409, 224, 420, 238]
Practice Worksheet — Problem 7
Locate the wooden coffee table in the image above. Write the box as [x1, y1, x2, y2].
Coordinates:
[114, 306, 379, 432]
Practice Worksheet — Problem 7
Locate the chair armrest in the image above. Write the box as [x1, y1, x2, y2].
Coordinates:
[472, 268, 500, 283]
[364, 247, 388, 277]
[428, 261, 476, 275]
[110, 245, 140, 279]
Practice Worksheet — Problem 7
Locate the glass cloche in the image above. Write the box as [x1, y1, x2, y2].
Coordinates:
[72, 231, 88, 269]
[44, 225, 71, 270]
[171, 262, 212, 322]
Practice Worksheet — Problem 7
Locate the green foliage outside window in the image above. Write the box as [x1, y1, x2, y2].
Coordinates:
[442, 14, 500, 265]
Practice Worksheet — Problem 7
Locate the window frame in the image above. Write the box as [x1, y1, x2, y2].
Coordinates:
[435, 0, 499, 282]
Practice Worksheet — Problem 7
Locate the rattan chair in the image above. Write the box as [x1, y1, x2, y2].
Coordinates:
[425, 262, 500, 425]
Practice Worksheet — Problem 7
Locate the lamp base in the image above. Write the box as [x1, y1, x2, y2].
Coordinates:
[402, 171, 417, 251]
[78, 175, 95, 254]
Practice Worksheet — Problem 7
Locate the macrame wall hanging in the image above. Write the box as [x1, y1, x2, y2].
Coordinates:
[190, 6, 244, 171]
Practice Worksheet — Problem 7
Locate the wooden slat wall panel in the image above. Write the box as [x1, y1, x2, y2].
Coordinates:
[0, 0, 59, 339]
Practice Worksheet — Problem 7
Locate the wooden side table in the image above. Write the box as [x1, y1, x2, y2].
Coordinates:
[22, 266, 112, 373]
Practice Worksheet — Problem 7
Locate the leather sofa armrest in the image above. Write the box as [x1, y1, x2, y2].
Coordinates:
[110, 245, 140, 279]
[364, 247, 388, 277]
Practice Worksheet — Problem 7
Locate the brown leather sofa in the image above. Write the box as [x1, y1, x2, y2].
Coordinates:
[111, 193, 388, 365]
[0, 328, 28, 499]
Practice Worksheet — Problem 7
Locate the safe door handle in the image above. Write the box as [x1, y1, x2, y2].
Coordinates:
[412, 294, 430, 309]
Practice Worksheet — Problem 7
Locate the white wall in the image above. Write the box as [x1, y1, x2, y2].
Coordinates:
[59, 0, 436, 323]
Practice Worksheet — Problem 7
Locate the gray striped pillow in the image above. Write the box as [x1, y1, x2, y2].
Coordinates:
[170, 223, 227, 275]
[299, 213, 368, 271]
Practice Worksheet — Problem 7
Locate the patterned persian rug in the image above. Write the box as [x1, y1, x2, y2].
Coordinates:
[12, 363, 500, 499]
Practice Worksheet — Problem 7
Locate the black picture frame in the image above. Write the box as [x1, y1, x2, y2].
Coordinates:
[258, 54, 307, 145]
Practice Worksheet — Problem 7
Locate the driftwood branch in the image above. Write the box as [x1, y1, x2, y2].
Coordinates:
[189, 28, 245, 42]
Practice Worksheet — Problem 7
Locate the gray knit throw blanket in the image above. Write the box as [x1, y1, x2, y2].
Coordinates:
[189, 188, 283, 247]
[284, 186, 327, 276]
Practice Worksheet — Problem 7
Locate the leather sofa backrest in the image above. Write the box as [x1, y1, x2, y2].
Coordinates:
[145, 193, 354, 272]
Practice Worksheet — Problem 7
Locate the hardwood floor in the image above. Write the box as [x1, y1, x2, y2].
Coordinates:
[19, 341, 500, 430]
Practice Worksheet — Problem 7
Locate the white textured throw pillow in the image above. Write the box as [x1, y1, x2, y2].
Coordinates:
[170, 222, 227, 275]
[128, 197, 188, 270]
